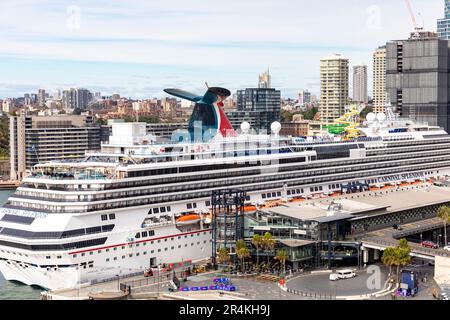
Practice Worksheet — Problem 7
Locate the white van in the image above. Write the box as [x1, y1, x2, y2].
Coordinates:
[337, 269, 356, 279]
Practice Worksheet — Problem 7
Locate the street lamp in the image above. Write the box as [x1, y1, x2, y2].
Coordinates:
[116, 274, 120, 291]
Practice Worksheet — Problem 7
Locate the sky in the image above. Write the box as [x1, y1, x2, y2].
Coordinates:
[0, 0, 445, 99]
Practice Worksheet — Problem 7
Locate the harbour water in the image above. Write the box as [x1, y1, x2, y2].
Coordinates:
[0, 190, 42, 300]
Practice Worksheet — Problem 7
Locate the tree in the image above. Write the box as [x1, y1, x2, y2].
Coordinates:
[262, 232, 275, 265]
[303, 107, 318, 120]
[237, 246, 250, 272]
[437, 206, 450, 247]
[252, 234, 263, 270]
[217, 247, 230, 266]
[274, 249, 289, 278]
[381, 247, 397, 277]
[381, 239, 411, 284]
[236, 240, 246, 250]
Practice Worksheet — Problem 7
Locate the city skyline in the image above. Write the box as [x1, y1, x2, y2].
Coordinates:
[0, 0, 444, 99]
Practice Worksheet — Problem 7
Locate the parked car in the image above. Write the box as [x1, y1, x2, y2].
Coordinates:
[421, 241, 439, 249]
[443, 246, 450, 252]
[330, 269, 356, 281]
[393, 224, 403, 231]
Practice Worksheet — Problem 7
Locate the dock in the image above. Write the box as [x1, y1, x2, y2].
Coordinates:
[0, 180, 19, 190]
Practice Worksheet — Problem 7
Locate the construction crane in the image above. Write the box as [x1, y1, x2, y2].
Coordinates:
[404, 0, 423, 38]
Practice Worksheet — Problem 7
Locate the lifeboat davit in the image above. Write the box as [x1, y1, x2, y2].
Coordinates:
[176, 214, 201, 226]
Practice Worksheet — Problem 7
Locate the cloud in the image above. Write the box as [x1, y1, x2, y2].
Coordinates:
[0, 0, 444, 98]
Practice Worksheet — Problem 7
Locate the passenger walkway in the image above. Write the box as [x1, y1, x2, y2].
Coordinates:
[361, 217, 450, 260]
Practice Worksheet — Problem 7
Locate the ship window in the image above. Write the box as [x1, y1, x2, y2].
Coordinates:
[129, 254, 133, 257]
[166, 206, 171, 212]
[205, 201, 211, 206]
[272, 192, 276, 197]
[46, 256, 50, 259]
[81, 253, 85, 257]
[143, 251, 147, 255]
[142, 231, 148, 238]
[136, 253, 140, 256]
[158, 249, 161, 252]
[277, 192, 281, 196]
[151, 250, 154, 254]
[98, 250, 102, 254]
[90, 252, 93, 255]
[73, 254, 77, 258]
[122, 256, 125, 259]
[193, 203, 197, 208]
[153, 208, 159, 214]
[165, 248, 168, 251]
[109, 214, 115, 220]
[160, 207, 166, 213]
[262, 194, 266, 199]
[113, 247, 117, 251]
[164, 238, 167, 242]
[149, 230, 155, 236]
[135, 233, 141, 239]
[245, 196, 250, 201]
[114, 257, 117, 261]
[106, 258, 109, 262]
[287, 190, 291, 195]
[101, 215, 107, 221]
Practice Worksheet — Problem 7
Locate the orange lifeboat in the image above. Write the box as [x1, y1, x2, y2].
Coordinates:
[176, 214, 201, 226]
[243, 205, 257, 212]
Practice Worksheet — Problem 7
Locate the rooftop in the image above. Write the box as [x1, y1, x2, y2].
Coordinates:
[259, 184, 450, 223]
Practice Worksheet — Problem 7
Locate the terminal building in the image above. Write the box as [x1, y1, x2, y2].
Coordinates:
[243, 183, 450, 270]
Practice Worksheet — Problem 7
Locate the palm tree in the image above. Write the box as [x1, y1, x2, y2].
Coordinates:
[274, 249, 289, 279]
[237, 247, 251, 272]
[252, 234, 263, 270]
[217, 247, 230, 266]
[262, 232, 275, 266]
[437, 206, 450, 247]
[382, 239, 412, 284]
[381, 247, 397, 278]
[236, 239, 246, 250]
[395, 240, 412, 283]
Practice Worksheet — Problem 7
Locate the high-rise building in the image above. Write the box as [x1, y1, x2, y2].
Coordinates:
[319, 54, 349, 122]
[438, 0, 450, 40]
[258, 69, 271, 88]
[226, 88, 281, 132]
[298, 90, 311, 105]
[352, 65, 368, 104]
[373, 46, 387, 113]
[62, 88, 91, 110]
[37, 89, 46, 107]
[386, 32, 450, 131]
[9, 114, 101, 180]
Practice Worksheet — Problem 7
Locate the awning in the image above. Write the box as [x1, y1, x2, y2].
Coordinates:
[279, 239, 316, 247]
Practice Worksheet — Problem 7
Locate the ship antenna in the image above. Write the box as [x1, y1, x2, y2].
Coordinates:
[205, 82, 209, 88]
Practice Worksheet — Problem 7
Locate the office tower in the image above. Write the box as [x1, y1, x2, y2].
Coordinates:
[37, 89, 46, 107]
[352, 65, 368, 104]
[62, 88, 91, 110]
[373, 46, 387, 113]
[76, 88, 90, 110]
[386, 32, 450, 131]
[226, 88, 281, 132]
[298, 90, 311, 105]
[258, 69, 272, 88]
[9, 114, 100, 180]
[319, 54, 349, 122]
[438, 0, 450, 40]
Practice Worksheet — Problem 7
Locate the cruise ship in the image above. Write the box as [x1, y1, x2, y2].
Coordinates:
[1, 86, 450, 290]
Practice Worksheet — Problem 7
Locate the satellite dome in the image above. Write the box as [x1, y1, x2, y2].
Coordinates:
[240, 121, 250, 133]
[376, 113, 387, 122]
[366, 112, 376, 122]
[271, 121, 281, 135]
